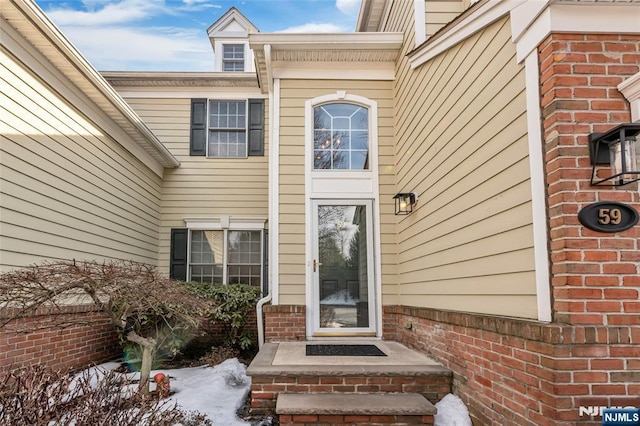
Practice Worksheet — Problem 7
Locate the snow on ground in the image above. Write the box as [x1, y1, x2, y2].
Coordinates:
[86, 360, 472, 425]
[434, 394, 473, 426]
[90, 358, 251, 425]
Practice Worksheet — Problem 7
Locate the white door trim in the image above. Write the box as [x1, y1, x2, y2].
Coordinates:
[309, 199, 377, 337]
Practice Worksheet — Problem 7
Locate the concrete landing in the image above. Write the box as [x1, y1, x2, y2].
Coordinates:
[247, 341, 450, 376]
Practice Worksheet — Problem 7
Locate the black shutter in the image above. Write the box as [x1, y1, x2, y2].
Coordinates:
[248, 99, 264, 156]
[190, 98, 207, 156]
[170, 228, 188, 281]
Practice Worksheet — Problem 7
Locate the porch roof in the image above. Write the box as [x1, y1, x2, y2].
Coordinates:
[249, 32, 404, 94]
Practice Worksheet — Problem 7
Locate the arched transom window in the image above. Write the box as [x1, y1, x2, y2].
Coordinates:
[313, 103, 369, 170]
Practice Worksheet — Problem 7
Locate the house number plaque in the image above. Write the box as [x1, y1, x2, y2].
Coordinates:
[578, 201, 639, 233]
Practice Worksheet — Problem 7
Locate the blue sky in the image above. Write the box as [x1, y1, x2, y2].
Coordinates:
[34, 0, 361, 71]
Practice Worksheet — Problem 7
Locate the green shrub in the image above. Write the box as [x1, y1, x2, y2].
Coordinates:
[182, 282, 261, 351]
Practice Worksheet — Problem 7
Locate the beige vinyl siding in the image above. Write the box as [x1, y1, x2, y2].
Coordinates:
[425, 0, 465, 37]
[278, 79, 396, 306]
[122, 97, 269, 274]
[0, 49, 162, 272]
[387, 2, 537, 318]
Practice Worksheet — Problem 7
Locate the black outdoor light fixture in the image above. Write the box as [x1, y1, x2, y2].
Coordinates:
[393, 192, 417, 215]
[589, 123, 640, 186]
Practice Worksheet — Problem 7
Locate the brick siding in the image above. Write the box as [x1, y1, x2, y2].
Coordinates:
[0, 305, 119, 375]
[264, 304, 306, 341]
[251, 372, 451, 414]
[539, 33, 640, 326]
[385, 306, 640, 426]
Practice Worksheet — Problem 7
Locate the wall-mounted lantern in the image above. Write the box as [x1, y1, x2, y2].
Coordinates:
[393, 193, 417, 215]
[590, 123, 640, 186]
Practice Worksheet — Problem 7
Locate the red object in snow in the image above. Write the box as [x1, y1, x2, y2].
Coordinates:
[153, 372, 170, 398]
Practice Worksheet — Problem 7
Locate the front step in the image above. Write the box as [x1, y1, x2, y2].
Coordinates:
[247, 342, 452, 415]
[277, 393, 436, 425]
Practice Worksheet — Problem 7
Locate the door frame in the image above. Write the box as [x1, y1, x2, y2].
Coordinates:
[307, 199, 380, 338]
[303, 92, 383, 339]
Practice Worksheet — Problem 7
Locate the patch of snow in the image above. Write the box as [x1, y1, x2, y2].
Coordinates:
[157, 359, 251, 425]
[321, 289, 358, 306]
[434, 394, 473, 426]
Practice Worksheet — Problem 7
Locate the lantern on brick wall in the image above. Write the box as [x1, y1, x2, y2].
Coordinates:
[589, 123, 640, 186]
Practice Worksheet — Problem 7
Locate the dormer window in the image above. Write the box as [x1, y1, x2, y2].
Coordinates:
[223, 44, 245, 72]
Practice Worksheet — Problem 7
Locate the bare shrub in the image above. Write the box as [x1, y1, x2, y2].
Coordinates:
[200, 345, 240, 367]
[0, 260, 211, 393]
[0, 365, 212, 426]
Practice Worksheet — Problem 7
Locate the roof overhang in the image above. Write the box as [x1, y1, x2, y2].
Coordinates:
[102, 71, 259, 88]
[3, 0, 180, 174]
[250, 32, 404, 94]
[356, 0, 391, 32]
[408, 0, 640, 68]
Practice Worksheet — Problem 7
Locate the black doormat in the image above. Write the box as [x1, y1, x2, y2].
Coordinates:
[306, 344, 387, 357]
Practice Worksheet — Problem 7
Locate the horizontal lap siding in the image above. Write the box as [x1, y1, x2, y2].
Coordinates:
[122, 97, 269, 274]
[425, 1, 465, 37]
[389, 9, 537, 317]
[278, 80, 396, 306]
[0, 51, 162, 272]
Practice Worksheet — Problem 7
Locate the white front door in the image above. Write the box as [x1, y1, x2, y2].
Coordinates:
[310, 199, 376, 336]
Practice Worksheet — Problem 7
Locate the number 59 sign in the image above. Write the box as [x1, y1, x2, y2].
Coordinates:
[578, 201, 639, 233]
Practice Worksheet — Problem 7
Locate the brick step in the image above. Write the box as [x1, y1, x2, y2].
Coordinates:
[276, 393, 436, 426]
[247, 342, 452, 415]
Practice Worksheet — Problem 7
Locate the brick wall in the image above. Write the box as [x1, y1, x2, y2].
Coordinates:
[0, 305, 120, 375]
[264, 305, 306, 341]
[386, 306, 640, 425]
[539, 33, 640, 326]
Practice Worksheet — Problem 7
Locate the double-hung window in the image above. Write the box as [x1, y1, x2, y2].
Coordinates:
[188, 229, 262, 286]
[208, 100, 246, 158]
[189, 98, 264, 158]
[222, 44, 245, 72]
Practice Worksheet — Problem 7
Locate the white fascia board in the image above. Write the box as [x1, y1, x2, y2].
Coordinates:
[619, 72, 640, 122]
[250, 32, 404, 51]
[111, 89, 265, 99]
[515, 3, 640, 63]
[510, 0, 551, 45]
[408, 0, 523, 69]
[271, 62, 396, 80]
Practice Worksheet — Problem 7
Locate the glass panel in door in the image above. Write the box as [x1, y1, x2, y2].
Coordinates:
[315, 202, 373, 331]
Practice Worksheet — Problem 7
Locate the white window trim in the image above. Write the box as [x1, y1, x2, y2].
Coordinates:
[214, 40, 253, 73]
[304, 91, 383, 338]
[184, 216, 266, 284]
[184, 216, 266, 230]
[222, 43, 246, 72]
[206, 98, 249, 159]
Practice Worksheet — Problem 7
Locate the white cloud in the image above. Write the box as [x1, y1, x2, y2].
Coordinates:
[61, 25, 214, 71]
[47, 0, 164, 26]
[280, 22, 348, 33]
[336, 0, 360, 16]
[180, 0, 222, 10]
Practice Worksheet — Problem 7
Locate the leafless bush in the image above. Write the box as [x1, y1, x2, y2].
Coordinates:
[200, 345, 240, 367]
[0, 365, 212, 426]
[0, 260, 212, 393]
